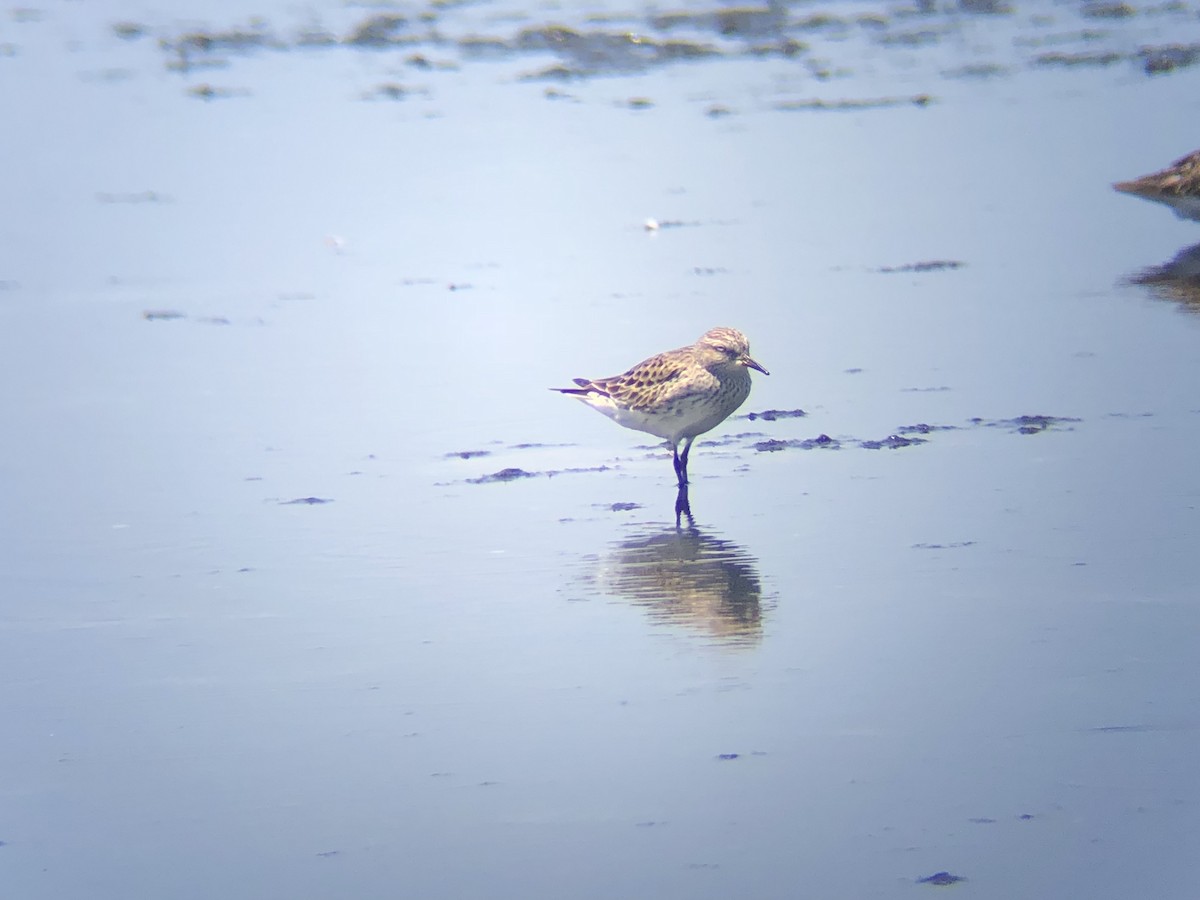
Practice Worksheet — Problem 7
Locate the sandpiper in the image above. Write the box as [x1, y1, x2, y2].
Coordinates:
[1114, 149, 1200, 222]
[554, 327, 768, 486]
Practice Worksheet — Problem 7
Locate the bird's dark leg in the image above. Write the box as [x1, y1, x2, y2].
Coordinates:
[671, 441, 686, 485]
[677, 437, 695, 486]
[674, 483, 693, 528]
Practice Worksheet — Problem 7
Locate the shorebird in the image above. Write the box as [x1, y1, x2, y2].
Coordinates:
[554, 327, 768, 486]
[1114, 149, 1200, 222]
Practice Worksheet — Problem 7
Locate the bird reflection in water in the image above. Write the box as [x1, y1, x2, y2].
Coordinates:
[675, 483, 693, 528]
[598, 485, 766, 647]
[1125, 242, 1200, 312]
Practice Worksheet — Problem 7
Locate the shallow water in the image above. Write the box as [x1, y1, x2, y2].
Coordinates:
[3, 1, 1200, 897]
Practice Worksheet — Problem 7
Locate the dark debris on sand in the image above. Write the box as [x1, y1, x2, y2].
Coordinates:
[972, 414, 1080, 434]
[877, 259, 965, 273]
[754, 435, 839, 452]
[860, 434, 927, 450]
[467, 467, 539, 484]
[151, 2, 1200, 90]
[1140, 42, 1200, 75]
[917, 871, 967, 886]
[744, 408, 806, 421]
[445, 449, 492, 460]
[776, 93, 933, 112]
[465, 464, 612, 483]
[746, 414, 1079, 454]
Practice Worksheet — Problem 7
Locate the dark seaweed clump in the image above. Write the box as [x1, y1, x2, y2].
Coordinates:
[745, 408, 806, 421]
[860, 434, 926, 449]
[468, 467, 539, 484]
[754, 434, 839, 452]
[917, 871, 966, 886]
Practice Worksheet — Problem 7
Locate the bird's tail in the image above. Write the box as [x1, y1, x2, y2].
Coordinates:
[551, 378, 606, 396]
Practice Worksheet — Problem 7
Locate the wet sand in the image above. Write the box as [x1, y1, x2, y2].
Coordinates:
[2, 1, 1200, 898]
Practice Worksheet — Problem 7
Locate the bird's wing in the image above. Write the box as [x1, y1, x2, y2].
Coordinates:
[586, 351, 702, 411]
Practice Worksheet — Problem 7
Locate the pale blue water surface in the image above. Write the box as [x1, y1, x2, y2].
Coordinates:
[2, 1, 1199, 897]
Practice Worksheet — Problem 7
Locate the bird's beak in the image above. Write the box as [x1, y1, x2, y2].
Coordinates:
[741, 355, 769, 376]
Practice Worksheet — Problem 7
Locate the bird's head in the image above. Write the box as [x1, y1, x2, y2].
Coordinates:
[696, 327, 769, 375]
